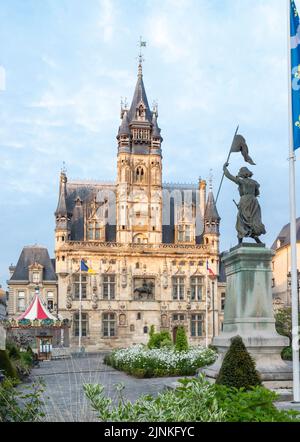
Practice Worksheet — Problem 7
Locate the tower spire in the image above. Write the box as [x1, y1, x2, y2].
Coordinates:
[137, 36, 146, 78]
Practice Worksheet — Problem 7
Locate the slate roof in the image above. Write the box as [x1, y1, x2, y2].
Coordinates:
[10, 245, 57, 281]
[271, 217, 300, 250]
[62, 181, 206, 243]
[118, 111, 130, 136]
[204, 191, 220, 222]
[127, 70, 153, 123]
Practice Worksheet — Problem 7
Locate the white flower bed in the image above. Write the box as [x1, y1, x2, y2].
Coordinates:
[107, 345, 217, 377]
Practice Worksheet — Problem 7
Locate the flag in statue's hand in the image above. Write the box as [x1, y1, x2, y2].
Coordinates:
[230, 134, 256, 165]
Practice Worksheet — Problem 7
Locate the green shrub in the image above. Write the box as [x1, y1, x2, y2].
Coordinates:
[84, 376, 225, 422]
[281, 346, 292, 361]
[215, 384, 300, 422]
[84, 376, 300, 422]
[216, 336, 262, 390]
[6, 342, 20, 360]
[20, 351, 34, 367]
[0, 378, 45, 422]
[175, 326, 189, 352]
[148, 330, 172, 349]
[160, 338, 173, 349]
[0, 350, 18, 379]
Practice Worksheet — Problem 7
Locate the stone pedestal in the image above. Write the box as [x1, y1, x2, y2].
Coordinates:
[203, 244, 292, 385]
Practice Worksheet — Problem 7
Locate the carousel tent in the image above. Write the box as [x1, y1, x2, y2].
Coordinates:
[17, 291, 57, 321]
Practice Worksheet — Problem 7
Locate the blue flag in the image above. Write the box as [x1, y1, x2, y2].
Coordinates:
[80, 259, 89, 272]
[291, 0, 300, 150]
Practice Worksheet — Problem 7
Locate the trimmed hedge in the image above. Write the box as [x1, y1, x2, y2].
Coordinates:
[216, 336, 262, 390]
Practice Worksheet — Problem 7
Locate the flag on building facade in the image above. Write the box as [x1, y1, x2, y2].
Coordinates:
[291, 0, 300, 150]
[80, 259, 96, 274]
[206, 260, 215, 277]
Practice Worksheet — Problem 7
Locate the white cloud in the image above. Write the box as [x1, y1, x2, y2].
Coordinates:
[98, 0, 116, 43]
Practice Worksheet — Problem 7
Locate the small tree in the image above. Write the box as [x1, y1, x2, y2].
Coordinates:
[216, 336, 262, 390]
[275, 307, 300, 347]
[175, 326, 189, 352]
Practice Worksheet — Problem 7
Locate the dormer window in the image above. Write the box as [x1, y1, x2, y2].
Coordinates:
[32, 272, 40, 283]
[138, 104, 145, 118]
[177, 224, 192, 243]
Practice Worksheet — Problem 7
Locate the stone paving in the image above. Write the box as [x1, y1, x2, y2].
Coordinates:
[29, 353, 191, 422]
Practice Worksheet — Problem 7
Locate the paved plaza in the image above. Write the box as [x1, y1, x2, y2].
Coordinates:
[29, 353, 190, 422]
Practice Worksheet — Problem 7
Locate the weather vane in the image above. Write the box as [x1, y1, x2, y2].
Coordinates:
[137, 36, 147, 65]
[209, 169, 213, 191]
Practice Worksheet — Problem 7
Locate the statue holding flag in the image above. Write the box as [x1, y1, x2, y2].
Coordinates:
[223, 161, 266, 244]
[218, 129, 266, 244]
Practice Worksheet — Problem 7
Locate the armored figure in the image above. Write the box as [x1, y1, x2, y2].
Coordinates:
[223, 162, 266, 244]
[134, 280, 154, 299]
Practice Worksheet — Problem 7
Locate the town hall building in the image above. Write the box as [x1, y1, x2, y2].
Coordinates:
[8, 59, 225, 351]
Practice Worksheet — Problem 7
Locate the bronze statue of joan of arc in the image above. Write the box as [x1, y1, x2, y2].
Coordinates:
[223, 162, 266, 244]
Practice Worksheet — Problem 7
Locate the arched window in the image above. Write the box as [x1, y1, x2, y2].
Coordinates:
[103, 313, 116, 337]
[135, 166, 145, 183]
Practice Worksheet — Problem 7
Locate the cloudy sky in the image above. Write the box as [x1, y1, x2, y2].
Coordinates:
[0, 0, 299, 288]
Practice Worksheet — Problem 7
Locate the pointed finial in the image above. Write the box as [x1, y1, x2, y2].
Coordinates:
[209, 169, 213, 191]
[61, 161, 67, 175]
[137, 36, 147, 77]
[152, 100, 158, 115]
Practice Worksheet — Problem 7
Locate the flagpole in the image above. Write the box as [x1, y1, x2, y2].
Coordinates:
[216, 125, 239, 204]
[287, 0, 300, 403]
[79, 259, 82, 350]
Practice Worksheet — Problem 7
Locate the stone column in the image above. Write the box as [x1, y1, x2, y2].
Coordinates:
[203, 244, 292, 385]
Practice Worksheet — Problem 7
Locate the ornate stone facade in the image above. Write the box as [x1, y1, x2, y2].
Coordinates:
[54, 61, 225, 350]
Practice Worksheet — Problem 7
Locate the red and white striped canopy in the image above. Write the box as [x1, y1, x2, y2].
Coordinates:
[17, 291, 57, 321]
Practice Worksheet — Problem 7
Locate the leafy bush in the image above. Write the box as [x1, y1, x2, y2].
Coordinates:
[0, 378, 45, 422]
[216, 336, 262, 390]
[175, 326, 188, 352]
[84, 375, 300, 422]
[0, 350, 18, 379]
[3, 345, 35, 381]
[281, 346, 292, 361]
[281, 346, 300, 361]
[148, 330, 172, 349]
[106, 345, 217, 378]
[6, 342, 20, 360]
[84, 376, 225, 422]
[214, 384, 300, 422]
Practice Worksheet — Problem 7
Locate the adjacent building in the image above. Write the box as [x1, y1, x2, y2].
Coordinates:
[271, 217, 300, 307]
[7, 245, 58, 317]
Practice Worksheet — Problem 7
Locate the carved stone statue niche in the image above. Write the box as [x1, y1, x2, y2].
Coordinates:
[133, 279, 155, 300]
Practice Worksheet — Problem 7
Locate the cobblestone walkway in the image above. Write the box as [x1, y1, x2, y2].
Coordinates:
[30, 354, 190, 422]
